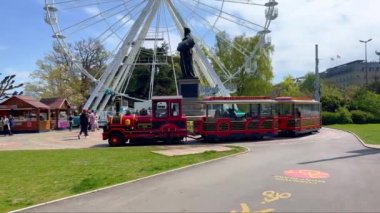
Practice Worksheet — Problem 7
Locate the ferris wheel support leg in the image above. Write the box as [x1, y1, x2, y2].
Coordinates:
[165, 0, 230, 97]
[96, 0, 162, 112]
[84, 1, 156, 111]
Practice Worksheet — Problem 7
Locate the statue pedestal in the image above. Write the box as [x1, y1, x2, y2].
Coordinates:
[178, 78, 203, 116]
[178, 78, 200, 98]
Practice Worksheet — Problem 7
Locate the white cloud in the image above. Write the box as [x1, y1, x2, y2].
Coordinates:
[83, 6, 101, 17]
[270, 0, 380, 82]
[47, 0, 380, 84]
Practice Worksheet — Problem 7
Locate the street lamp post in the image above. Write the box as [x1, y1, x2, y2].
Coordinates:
[359, 38, 372, 87]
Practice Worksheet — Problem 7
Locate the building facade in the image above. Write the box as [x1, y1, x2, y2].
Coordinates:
[320, 60, 380, 88]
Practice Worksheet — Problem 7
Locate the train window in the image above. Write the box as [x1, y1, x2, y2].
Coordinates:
[261, 104, 272, 116]
[279, 103, 293, 115]
[249, 104, 260, 117]
[171, 102, 179, 117]
[155, 101, 167, 118]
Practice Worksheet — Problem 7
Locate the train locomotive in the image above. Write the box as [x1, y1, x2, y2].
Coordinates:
[102, 95, 321, 146]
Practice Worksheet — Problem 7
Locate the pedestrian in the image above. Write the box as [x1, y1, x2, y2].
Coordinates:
[68, 113, 74, 131]
[9, 115, 14, 135]
[3, 115, 11, 136]
[94, 111, 99, 130]
[78, 110, 89, 139]
[0, 117, 4, 135]
[89, 110, 96, 132]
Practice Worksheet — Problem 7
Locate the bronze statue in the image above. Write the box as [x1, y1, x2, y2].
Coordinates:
[177, 27, 196, 78]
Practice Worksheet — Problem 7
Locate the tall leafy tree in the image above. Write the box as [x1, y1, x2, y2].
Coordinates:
[212, 32, 274, 96]
[25, 38, 110, 107]
[299, 72, 316, 96]
[320, 82, 345, 112]
[274, 75, 303, 97]
[126, 44, 179, 99]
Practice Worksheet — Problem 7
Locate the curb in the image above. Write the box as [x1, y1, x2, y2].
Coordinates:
[10, 145, 250, 213]
[325, 127, 380, 150]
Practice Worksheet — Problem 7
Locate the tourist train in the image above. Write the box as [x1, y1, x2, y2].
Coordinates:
[103, 96, 321, 146]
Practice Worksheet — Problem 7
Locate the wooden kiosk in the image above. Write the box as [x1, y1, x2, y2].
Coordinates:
[40, 98, 71, 130]
[0, 96, 51, 133]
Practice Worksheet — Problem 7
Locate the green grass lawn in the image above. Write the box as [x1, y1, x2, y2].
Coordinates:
[328, 124, 380, 145]
[0, 146, 244, 212]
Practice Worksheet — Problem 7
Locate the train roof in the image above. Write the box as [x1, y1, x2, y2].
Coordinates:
[275, 97, 320, 104]
[202, 96, 276, 104]
[151, 96, 183, 100]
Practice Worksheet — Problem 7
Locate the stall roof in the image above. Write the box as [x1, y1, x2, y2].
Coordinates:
[0, 96, 50, 109]
[40, 98, 71, 109]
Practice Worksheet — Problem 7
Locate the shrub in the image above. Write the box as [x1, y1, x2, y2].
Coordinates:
[351, 90, 380, 118]
[351, 110, 375, 124]
[322, 108, 353, 125]
[336, 107, 352, 124]
[322, 111, 339, 125]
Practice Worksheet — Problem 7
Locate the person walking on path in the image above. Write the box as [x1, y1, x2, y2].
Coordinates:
[3, 116, 11, 136]
[0, 117, 4, 135]
[78, 110, 89, 139]
[68, 114, 74, 131]
[89, 110, 96, 132]
[9, 115, 14, 135]
[94, 111, 99, 130]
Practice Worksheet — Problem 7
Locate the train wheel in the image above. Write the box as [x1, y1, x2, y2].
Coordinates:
[108, 132, 125, 147]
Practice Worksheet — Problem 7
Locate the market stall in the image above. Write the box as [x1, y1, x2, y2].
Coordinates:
[0, 96, 51, 133]
[41, 98, 71, 130]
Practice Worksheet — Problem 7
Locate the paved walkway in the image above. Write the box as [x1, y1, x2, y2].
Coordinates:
[0, 129, 107, 151]
[17, 128, 380, 212]
[0, 129, 228, 155]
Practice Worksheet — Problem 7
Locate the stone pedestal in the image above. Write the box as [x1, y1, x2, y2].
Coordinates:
[178, 78, 204, 116]
[178, 78, 200, 98]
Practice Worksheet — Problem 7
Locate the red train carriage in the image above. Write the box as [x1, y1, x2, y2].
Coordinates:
[103, 96, 187, 146]
[194, 96, 279, 141]
[275, 97, 321, 135]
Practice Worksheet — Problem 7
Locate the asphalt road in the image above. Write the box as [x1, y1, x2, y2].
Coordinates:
[19, 128, 380, 212]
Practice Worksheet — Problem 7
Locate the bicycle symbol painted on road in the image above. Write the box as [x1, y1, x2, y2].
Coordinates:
[261, 190, 292, 204]
[230, 203, 274, 213]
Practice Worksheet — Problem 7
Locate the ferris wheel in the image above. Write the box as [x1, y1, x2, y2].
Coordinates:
[44, 0, 278, 112]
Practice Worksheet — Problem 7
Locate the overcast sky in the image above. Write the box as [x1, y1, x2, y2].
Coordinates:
[0, 0, 379, 87]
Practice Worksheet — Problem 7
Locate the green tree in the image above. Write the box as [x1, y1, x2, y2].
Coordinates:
[25, 38, 110, 107]
[351, 89, 380, 117]
[126, 44, 179, 99]
[212, 32, 274, 96]
[320, 83, 345, 112]
[24, 62, 84, 106]
[299, 72, 315, 96]
[274, 75, 303, 97]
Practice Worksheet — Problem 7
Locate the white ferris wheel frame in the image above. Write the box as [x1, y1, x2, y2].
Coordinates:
[44, 0, 278, 112]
